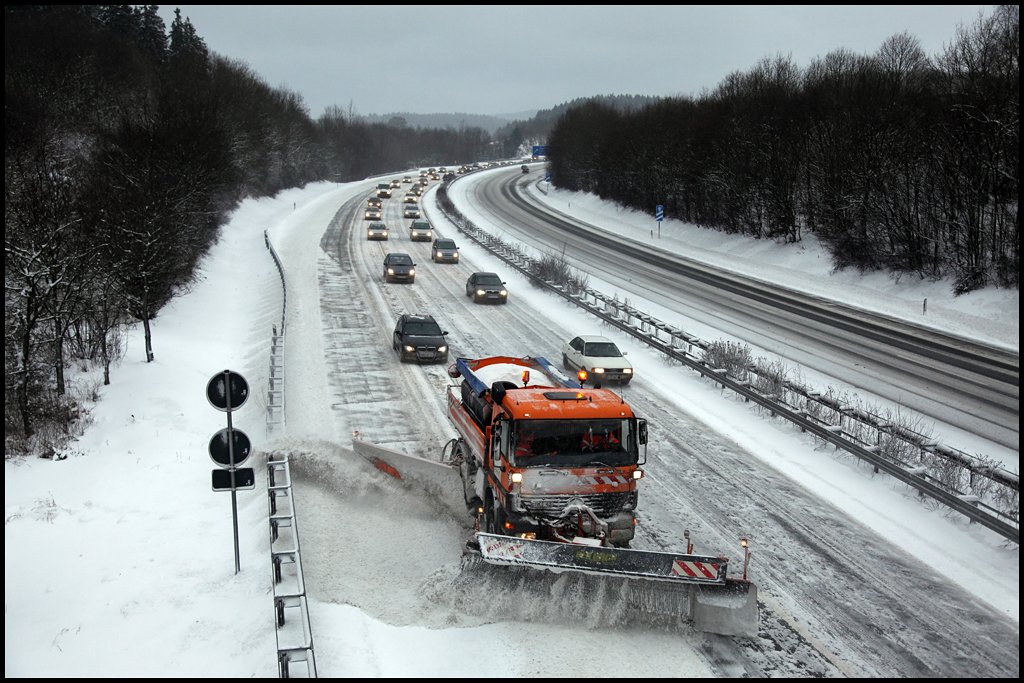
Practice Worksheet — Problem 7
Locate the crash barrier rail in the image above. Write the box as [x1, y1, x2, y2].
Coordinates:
[265, 230, 286, 432]
[435, 180, 1019, 545]
[268, 455, 317, 677]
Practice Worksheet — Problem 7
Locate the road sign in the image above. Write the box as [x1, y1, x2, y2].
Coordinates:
[212, 467, 255, 491]
[206, 370, 249, 412]
[532, 145, 549, 157]
[655, 205, 664, 221]
[209, 427, 252, 467]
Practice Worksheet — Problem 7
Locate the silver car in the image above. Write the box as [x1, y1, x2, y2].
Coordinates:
[366, 222, 389, 240]
[432, 238, 459, 264]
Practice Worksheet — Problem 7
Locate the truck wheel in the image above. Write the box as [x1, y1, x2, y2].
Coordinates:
[458, 445, 479, 507]
[484, 492, 507, 535]
[483, 495, 496, 534]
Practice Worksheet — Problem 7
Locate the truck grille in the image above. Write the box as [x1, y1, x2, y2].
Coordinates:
[520, 491, 636, 518]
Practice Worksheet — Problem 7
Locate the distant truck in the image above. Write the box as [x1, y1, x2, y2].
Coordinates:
[521, 165, 529, 174]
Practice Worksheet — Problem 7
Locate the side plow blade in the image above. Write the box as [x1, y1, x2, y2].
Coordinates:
[350, 437, 465, 517]
[472, 533, 759, 637]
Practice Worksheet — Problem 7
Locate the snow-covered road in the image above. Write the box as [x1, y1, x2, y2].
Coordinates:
[267, 171, 1018, 678]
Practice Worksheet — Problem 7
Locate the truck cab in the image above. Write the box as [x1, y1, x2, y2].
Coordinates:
[448, 356, 646, 547]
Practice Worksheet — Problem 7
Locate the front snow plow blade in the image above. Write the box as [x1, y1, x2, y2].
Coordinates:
[473, 533, 758, 637]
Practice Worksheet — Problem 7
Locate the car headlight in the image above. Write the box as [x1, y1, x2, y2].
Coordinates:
[500, 290, 507, 296]
[476, 289, 486, 296]
[387, 268, 395, 274]
[436, 251, 442, 258]
[408, 268, 415, 276]
[623, 368, 633, 374]
[593, 367, 605, 373]
[368, 230, 374, 236]
[404, 345, 415, 353]
[426, 231, 432, 236]
[453, 253, 458, 258]
[438, 345, 448, 353]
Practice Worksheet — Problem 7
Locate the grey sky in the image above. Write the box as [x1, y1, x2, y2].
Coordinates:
[157, 5, 995, 119]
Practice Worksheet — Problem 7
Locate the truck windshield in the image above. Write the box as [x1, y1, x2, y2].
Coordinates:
[511, 419, 636, 468]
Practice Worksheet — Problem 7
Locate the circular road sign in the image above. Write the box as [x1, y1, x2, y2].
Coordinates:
[207, 370, 249, 412]
[209, 427, 252, 467]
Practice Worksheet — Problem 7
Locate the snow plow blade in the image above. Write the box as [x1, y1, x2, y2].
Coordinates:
[473, 533, 759, 637]
[350, 437, 465, 517]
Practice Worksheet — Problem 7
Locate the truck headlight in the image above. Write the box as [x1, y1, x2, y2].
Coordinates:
[593, 367, 605, 374]
[623, 368, 633, 374]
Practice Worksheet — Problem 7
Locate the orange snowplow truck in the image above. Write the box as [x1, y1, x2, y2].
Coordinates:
[446, 355, 645, 547]
[355, 353, 758, 635]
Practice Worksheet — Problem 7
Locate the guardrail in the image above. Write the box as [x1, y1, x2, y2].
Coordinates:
[268, 455, 317, 677]
[436, 179, 1019, 545]
[265, 230, 286, 432]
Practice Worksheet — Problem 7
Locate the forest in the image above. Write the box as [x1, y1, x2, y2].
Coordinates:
[548, 6, 1018, 294]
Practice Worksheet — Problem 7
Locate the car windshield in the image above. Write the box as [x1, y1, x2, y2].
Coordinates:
[476, 274, 503, 286]
[404, 321, 442, 336]
[583, 342, 622, 357]
[412, 222, 430, 229]
[436, 240, 456, 249]
[388, 255, 412, 265]
[510, 419, 636, 468]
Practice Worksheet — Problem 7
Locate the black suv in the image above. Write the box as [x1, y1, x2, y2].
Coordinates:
[393, 314, 449, 364]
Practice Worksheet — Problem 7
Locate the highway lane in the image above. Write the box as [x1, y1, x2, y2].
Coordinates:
[286, 175, 1018, 678]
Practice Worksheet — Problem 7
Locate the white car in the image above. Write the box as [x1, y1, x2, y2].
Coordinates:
[562, 335, 633, 385]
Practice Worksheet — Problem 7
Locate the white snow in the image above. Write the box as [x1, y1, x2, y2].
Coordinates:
[5, 170, 1018, 677]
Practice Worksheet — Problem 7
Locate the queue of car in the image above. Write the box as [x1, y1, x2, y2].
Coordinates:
[371, 167, 634, 380]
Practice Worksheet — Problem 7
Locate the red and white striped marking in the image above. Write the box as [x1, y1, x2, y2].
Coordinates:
[481, 537, 526, 560]
[580, 474, 630, 486]
[671, 559, 719, 580]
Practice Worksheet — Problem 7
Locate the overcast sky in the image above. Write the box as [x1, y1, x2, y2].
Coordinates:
[156, 4, 996, 119]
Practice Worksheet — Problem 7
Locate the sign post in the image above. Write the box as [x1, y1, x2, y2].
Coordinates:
[655, 204, 664, 239]
[206, 370, 251, 574]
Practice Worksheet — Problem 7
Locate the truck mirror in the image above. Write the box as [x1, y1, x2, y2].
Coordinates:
[638, 419, 647, 445]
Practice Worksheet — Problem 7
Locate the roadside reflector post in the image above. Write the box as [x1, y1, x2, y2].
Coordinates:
[684, 529, 693, 554]
[740, 536, 751, 581]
